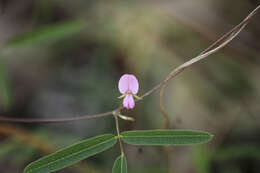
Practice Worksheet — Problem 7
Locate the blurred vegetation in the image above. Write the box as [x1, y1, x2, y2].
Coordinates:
[0, 0, 260, 173]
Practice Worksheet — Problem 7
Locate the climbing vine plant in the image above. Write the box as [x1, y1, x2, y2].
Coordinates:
[0, 5, 259, 173]
[23, 74, 214, 173]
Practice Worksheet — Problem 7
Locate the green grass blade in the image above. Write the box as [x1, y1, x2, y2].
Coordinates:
[112, 154, 127, 173]
[4, 21, 85, 50]
[24, 134, 117, 173]
[121, 130, 213, 146]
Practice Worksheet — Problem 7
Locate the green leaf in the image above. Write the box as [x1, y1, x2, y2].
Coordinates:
[24, 134, 117, 173]
[121, 129, 213, 146]
[0, 55, 12, 109]
[4, 21, 85, 50]
[112, 154, 127, 173]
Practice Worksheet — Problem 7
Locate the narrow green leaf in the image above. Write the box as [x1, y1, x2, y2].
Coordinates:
[4, 21, 85, 50]
[112, 154, 127, 173]
[121, 129, 213, 146]
[24, 134, 117, 173]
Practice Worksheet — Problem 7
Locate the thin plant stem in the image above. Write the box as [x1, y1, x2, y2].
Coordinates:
[113, 112, 124, 154]
[0, 111, 113, 123]
[199, 5, 260, 55]
[159, 84, 170, 129]
[159, 84, 173, 173]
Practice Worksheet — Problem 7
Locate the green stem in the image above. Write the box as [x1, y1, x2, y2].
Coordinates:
[113, 112, 124, 154]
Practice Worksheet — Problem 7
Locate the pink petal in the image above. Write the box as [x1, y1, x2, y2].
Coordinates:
[118, 74, 130, 94]
[118, 74, 139, 94]
[128, 74, 139, 94]
[123, 94, 135, 109]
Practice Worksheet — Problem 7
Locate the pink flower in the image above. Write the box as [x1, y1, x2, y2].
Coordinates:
[118, 74, 139, 109]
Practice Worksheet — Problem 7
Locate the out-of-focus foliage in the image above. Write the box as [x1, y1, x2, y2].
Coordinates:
[0, 0, 260, 172]
[4, 21, 86, 50]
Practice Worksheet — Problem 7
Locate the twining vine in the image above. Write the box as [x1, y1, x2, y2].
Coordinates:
[0, 5, 259, 173]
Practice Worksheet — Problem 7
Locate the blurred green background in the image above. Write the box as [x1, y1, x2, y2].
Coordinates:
[0, 0, 260, 173]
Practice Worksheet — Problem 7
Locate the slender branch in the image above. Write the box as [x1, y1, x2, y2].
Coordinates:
[0, 5, 259, 123]
[200, 5, 260, 55]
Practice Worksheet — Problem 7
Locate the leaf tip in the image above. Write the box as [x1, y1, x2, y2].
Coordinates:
[206, 133, 214, 143]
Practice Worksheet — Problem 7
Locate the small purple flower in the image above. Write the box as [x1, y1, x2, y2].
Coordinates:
[118, 74, 139, 109]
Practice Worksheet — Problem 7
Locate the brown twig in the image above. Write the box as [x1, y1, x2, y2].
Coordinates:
[159, 83, 170, 129]
[199, 5, 260, 55]
[0, 5, 259, 123]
